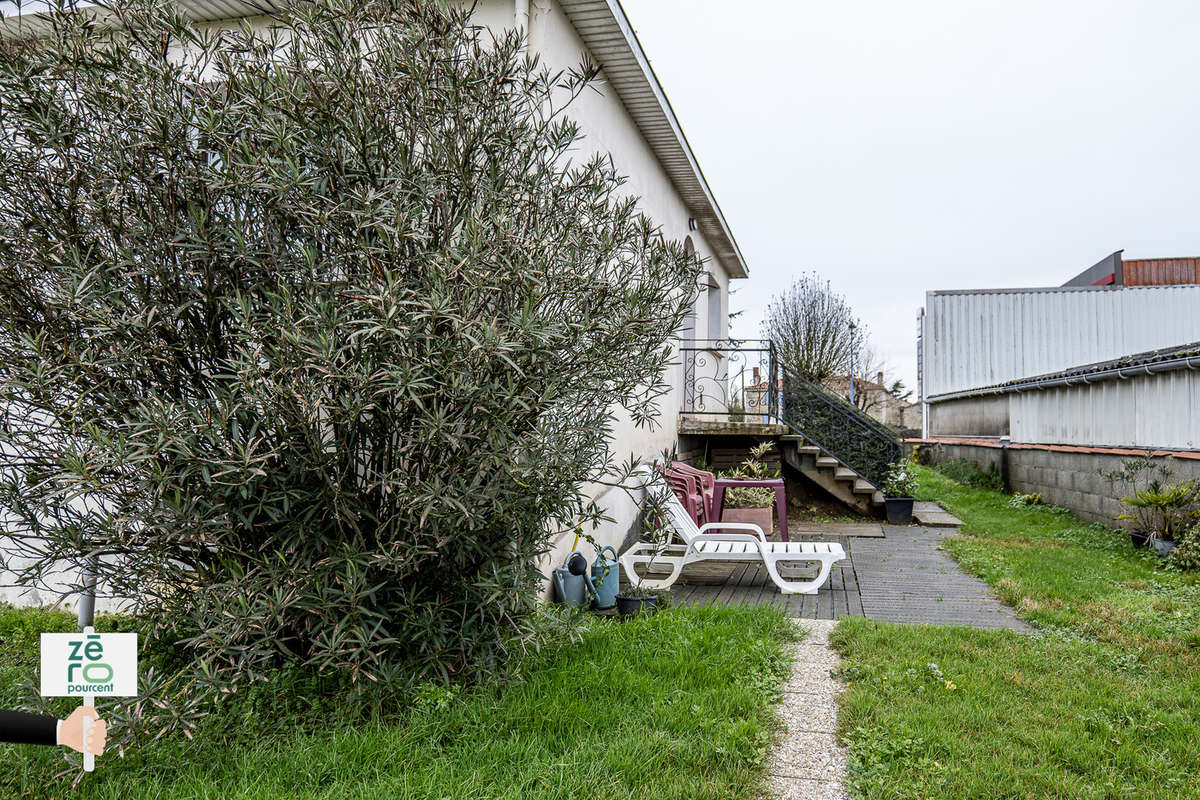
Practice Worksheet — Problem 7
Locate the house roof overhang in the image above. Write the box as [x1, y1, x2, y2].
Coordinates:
[557, 0, 748, 279]
[2, 0, 749, 279]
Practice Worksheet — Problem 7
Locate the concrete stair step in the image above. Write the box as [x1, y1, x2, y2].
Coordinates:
[780, 444, 878, 517]
[872, 491, 885, 505]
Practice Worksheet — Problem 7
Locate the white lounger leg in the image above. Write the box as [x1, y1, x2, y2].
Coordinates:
[619, 545, 686, 590]
[763, 554, 836, 595]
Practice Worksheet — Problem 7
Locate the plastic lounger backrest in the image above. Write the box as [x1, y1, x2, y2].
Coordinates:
[648, 474, 701, 546]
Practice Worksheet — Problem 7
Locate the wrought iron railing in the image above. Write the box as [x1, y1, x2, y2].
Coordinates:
[777, 365, 901, 489]
[680, 339, 778, 422]
[678, 338, 901, 489]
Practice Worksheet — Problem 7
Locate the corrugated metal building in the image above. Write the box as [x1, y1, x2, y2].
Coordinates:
[919, 284, 1200, 450]
[1124, 257, 1200, 286]
[1062, 250, 1200, 287]
[915, 282, 1200, 526]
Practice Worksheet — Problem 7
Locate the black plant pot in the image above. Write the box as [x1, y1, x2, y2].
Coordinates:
[615, 593, 660, 617]
[885, 497, 914, 525]
[1129, 531, 1151, 549]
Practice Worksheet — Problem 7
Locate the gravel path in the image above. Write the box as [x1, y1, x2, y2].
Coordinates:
[763, 618, 850, 800]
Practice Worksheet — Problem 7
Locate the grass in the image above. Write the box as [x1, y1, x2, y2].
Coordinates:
[0, 604, 797, 799]
[832, 465, 1200, 800]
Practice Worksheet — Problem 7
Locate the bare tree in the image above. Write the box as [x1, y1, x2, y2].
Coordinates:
[761, 272, 871, 384]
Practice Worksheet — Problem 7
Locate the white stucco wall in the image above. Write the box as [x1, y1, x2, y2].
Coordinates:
[479, 0, 732, 582]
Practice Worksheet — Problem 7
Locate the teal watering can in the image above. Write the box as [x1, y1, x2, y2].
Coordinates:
[584, 546, 620, 610]
[552, 551, 588, 608]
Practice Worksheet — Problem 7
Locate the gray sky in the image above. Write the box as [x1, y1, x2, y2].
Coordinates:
[621, 0, 1200, 391]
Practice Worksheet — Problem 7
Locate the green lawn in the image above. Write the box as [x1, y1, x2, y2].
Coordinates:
[832, 464, 1200, 800]
[0, 604, 796, 799]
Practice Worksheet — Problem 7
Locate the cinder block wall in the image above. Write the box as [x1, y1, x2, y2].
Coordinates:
[912, 441, 1200, 528]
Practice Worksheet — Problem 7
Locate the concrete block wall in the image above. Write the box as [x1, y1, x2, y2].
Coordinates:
[915, 440, 1200, 528]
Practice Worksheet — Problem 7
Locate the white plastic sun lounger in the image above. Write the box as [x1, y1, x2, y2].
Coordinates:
[621, 474, 846, 595]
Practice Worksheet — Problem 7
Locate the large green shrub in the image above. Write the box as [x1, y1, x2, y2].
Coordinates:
[0, 0, 699, 735]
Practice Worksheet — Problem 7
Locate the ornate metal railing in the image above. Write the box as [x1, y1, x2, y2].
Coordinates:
[678, 338, 900, 489]
[778, 365, 901, 489]
[680, 339, 778, 421]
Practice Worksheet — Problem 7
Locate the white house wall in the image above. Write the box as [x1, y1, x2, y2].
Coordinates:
[924, 285, 1200, 398]
[484, 0, 730, 574]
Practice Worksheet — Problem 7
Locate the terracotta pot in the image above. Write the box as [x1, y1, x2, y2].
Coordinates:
[719, 506, 774, 535]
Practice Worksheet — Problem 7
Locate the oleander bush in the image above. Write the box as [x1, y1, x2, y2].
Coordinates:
[0, 0, 699, 741]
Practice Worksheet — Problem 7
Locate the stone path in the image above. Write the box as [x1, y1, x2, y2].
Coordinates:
[912, 500, 963, 528]
[675, 524, 1029, 631]
[763, 618, 849, 800]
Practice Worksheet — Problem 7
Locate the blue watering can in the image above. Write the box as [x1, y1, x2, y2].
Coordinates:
[552, 551, 588, 608]
[584, 546, 620, 610]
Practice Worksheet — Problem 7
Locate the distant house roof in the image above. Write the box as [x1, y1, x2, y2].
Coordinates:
[824, 375, 886, 393]
[2, 0, 750, 280]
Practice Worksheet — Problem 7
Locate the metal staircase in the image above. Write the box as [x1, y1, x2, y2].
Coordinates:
[775, 365, 901, 512]
[678, 340, 902, 514]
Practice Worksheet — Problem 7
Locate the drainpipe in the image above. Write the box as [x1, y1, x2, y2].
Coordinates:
[515, 0, 530, 53]
[77, 555, 97, 631]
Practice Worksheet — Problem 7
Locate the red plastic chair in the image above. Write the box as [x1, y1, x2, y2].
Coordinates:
[670, 461, 717, 520]
[658, 465, 707, 524]
[667, 461, 790, 541]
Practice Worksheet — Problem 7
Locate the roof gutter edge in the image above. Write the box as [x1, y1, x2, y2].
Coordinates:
[602, 0, 748, 279]
[927, 354, 1200, 403]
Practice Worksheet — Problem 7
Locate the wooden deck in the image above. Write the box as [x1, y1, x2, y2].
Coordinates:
[668, 525, 1028, 631]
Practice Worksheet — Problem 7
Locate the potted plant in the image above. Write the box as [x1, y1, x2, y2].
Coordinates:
[1117, 481, 1198, 556]
[615, 586, 663, 617]
[718, 442, 778, 535]
[882, 460, 918, 525]
[1102, 455, 1200, 554]
[615, 502, 672, 618]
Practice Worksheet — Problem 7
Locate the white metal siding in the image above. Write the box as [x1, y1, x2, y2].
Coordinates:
[925, 285, 1200, 397]
[1009, 370, 1200, 450]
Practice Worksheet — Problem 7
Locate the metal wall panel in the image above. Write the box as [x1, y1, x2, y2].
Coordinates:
[924, 285, 1200, 397]
[1009, 370, 1200, 450]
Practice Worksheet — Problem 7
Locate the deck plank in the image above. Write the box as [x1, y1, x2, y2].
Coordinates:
[668, 524, 1028, 630]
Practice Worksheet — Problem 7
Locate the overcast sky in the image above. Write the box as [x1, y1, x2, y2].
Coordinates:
[621, 0, 1200, 391]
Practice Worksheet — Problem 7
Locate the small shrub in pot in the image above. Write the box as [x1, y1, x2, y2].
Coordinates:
[719, 442, 778, 533]
[882, 460, 918, 524]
